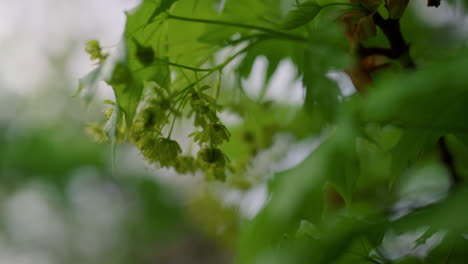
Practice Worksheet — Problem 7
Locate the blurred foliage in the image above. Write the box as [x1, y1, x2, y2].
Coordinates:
[0, 105, 233, 263]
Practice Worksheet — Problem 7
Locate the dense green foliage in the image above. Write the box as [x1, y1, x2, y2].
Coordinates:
[78, 0, 468, 263]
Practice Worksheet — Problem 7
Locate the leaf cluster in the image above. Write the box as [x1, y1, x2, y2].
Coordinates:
[77, 0, 468, 263]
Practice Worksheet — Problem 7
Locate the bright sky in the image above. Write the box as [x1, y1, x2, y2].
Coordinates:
[0, 0, 138, 95]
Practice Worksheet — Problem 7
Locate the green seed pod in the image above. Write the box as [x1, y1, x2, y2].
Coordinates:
[85, 40, 108, 63]
[206, 166, 226, 181]
[85, 123, 110, 144]
[157, 138, 182, 166]
[104, 107, 114, 120]
[174, 156, 198, 174]
[197, 148, 226, 167]
[192, 123, 230, 146]
[194, 112, 208, 128]
[137, 135, 159, 162]
[190, 92, 203, 111]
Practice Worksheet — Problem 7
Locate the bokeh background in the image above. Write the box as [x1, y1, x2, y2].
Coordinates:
[1, 0, 467, 263]
[0, 1, 231, 263]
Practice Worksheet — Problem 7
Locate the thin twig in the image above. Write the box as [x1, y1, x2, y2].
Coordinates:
[167, 13, 308, 43]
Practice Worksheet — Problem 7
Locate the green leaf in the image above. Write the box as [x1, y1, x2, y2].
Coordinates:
[146, 0, 178, 24]
[280, 1, 322, 30]
[125, 1, 172, 89]
[98, 0, 175, 128]
[76, 66, 102, 105]
[388, 129, 441, 187]
[106, 62, 143, 128]
[446, 134, 468, 181]
[237, 148, 325, 263]
[90, 38, 141, 130]
[394, 186, 468, 233]
[300, 24, 350, 121]
[302, 47, 340, 121]
[237, 114, 359, 263]
[357, 55, 468, 186]
[360, 55, 468, 133]
[238, 38, 307, 83]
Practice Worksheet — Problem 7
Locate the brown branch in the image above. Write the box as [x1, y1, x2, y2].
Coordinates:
[357, 46, 398, 59]
[427, 0, 441, 7]
[359, 15, 462, 187]
[369, 13, 416, 69]
[438, 137, 461, 187]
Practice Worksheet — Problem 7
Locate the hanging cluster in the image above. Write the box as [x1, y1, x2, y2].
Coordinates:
[83, 39, 232, 179]
[128, 85, 194, 172]
[187, 88, 231, 180]
[129, 84, 231, 179]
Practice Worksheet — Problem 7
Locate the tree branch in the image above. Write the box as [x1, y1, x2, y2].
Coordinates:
[357, 46, 397, 58]
[370, 14, 462, 187]
[438, 137, 461, 188]
[369, 13, 415, 69]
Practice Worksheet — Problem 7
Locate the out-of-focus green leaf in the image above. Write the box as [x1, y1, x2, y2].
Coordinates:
[394, 186, 468, 234]
[388, 129, 441, 186]
[358, 54, 468, 186]
[146, 0, 178, 24]
[237, 113, 360, 263]
[120, 0, 175, 125]
[446, 134, 468, 181]
[238, 38, 307, 83]
[302, 24, 350, 121]
[303, 66, 340, 121]
[361, 55, 468, 133]
[280, 1, 322, 30]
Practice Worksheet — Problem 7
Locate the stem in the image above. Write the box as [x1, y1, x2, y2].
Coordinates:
[174, 76, 206, 99]
[167, 13, 308, 42]
[168, 114, 177, 138]
[165, 60, 213, 72]
[177, 67, 193, 84]
[194, 72, 201, 89]
[135, 41, 254, 75]
[133, 58, 215, 74]
[215, 44, 251, 70]
[215, 71, 222, 100]
[321, 3, 360, 8]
